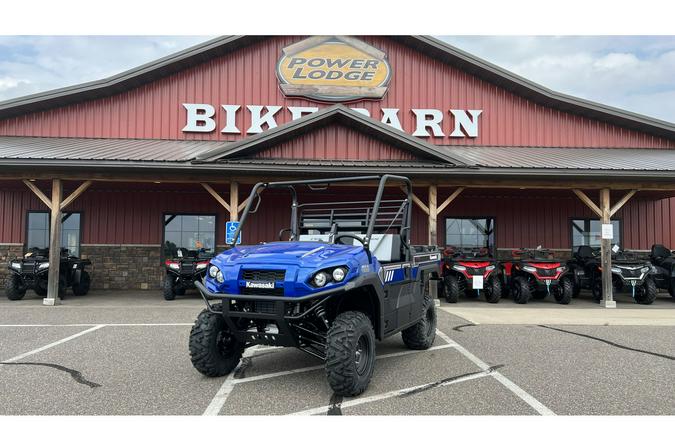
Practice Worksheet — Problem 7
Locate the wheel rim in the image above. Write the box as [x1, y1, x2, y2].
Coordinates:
[216, 330, 237, 358]
[355, 335, 370, 375]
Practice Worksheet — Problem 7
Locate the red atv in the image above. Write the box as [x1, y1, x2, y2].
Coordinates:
[509, 248, 573, 305]
[440, 246, 505, 303]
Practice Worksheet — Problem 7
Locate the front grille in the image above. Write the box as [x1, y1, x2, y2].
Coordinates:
[536, 268, 557, 277]
[465, 267, 485, 276]
[240, 287, 285, 296]
[254, 301, 276, 313]
[180, 263, 194, 274]
[242, 269, 286, 282]
[21, 262, 37, 272]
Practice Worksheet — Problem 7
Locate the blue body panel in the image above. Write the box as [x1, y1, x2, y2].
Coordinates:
[204, 241, 383, 297]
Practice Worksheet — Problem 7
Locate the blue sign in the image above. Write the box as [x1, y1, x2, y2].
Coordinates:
[225, 221, 242, 245]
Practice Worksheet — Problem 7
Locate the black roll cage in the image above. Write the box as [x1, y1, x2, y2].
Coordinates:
[230, 174, 413, 255]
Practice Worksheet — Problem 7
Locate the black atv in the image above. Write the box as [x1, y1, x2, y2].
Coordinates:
[509, 248, 573, 305]
[649, 244, 675, 299]
[439, 246, 505, 303]
[569, 245, 656, 304]
[163, 248, 213, 300]
[5, 247, 92, 300]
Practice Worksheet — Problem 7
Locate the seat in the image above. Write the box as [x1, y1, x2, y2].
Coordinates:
[651, 244, 675, 271]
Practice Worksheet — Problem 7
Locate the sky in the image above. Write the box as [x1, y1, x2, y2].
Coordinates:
[0, 36, 674, 124]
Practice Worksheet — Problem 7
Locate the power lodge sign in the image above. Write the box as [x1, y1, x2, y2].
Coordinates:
[276, 36, 391, 102]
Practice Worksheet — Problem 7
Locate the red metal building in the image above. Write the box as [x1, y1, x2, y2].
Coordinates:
[1, 35, 674, 292]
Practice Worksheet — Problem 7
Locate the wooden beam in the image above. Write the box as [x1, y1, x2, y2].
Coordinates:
[230, 182, 239, 222]
[201, 183, 230, 212]
[428, 185, 438, 246]
[238, 199, 248, 213]
[23, 180, 52, 210]
[572, 189, 602, 218]
[45, 179, 62, 306]
[60, 180, 92, 210]
[610, 189, 638, 217]
[401, 186, 429, 215]
[437, 187, 465, 214]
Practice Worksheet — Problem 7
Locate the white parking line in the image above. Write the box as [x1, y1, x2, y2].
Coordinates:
[1, 324, 106, 363]
[203, 345, 259, 416]
[0, 323, 193, 327]
[290, 370, 492, 415]
[435, 329, 555, 416]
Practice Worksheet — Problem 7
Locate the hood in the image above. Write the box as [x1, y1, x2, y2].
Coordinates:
[212, 241, 363, 268]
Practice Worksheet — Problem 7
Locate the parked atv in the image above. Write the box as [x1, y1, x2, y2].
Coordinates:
[509, 248, 572, 305]
[649, 244, 675, 298]
[163, 247, 213, 300]
[569, 245, 657, 304]
[440, 246, 504, 303]
[5, 247, 92, 300]
[189, 175, 439, 397]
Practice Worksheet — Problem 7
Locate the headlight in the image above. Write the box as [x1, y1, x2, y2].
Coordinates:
[168, 263, 180, 270]
[38, 262, 49, 269]
[11, 262, 21, 270]
[523, 265, 537, 273]
[209, 265, 219, 278]
[452, 264, 466, 271]
[215, 271, 224, 283]
[556, 266, 566, 273]
[196, 262, 208, 270]
[485, 265, 495, 271]
[611, 267, 622, 274]
[640, 266, 650, 274]
[313, 272, 328, 287]
[332, 267, 346, 282]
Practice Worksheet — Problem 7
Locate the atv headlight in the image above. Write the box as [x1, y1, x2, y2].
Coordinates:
[196, 262, 208, 270]
[556, 266, 566, 273]
[485, 265, 495, 271]
[38, 262, 49, 269]
[523, 265, 537, 273]
[332, 267, 346, 282]
[611, 267, 622, 274]
[215, 271, 224, 283]
[168, 262, 180, 270]
[313, 272, 329, 287]
[452, 264, 466, 271]
[640, 266, 650, 274]
[209, 265, 219, 278]
[10, 262, 20, 270]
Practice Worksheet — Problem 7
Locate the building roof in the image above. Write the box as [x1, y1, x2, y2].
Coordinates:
[0, 36, 673, 140]
[441, 146, 675, 171]
[0, 136, 220, 162]
[193, 104, 468, 166]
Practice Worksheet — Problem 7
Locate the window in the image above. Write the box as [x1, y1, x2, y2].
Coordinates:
[571, 219, 621, 247]
[445, 217, 495, 250]
[26, 212, 82, 256]
[163, 214, 216, 258]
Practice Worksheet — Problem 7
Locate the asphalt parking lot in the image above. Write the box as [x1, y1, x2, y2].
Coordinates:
[1, 290, 674, 415]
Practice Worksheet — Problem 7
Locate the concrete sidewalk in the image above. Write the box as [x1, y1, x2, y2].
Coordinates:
[440, 292, 675, 326]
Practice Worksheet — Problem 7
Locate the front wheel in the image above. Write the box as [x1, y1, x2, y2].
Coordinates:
[5, 274, 26, 301]
[554, 277, 573, 305]
[163, 273, 176, 301]
[484, 275, 502, 303]
[325, 311, 376, 397]
[72, 271, 91, 296]
[189, 305, 244, 377]
[512, 276, 530, 304]
[635, 278, 657, 305]
[443, 275, 459, 303]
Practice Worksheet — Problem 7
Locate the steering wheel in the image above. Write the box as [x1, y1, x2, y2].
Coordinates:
[334, 234, 365, 246]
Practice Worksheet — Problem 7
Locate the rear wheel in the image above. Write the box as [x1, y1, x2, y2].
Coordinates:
[189, 304, 244, 377]
[484, 275, 502, 303]
[443, 275, 459, 303]
[591, 279, 603, 302]
[58, 274, 67, 300]
[554, 277, 573, 305]
[512, 276, 530, 304]
[5, 274, 26, 301]
[572, 278, 581, 298]
[401, 295, 436, 350]
[72, 271, 91, 296]
[668, 279, 675, 298]
[326, 311, 376, 397]
[635, 277, 657, 305]
[33, 283, 48, 297]
[163, 273, 176, 301]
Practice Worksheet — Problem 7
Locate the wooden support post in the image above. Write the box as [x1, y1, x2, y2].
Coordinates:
[45, 179, 62, 306]
[60, 180, 92, 210]
[428, 185, 438, 246]
[230, 181, 239, 222]
[599, 188, 616, 308]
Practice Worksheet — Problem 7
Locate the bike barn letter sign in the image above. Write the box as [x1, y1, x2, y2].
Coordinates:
[276, 36, 392, 102]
